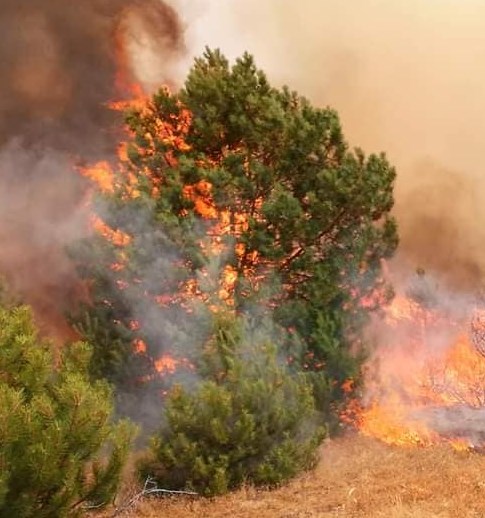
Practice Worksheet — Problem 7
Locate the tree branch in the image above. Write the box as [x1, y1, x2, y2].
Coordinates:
[110, 477, 198, 517]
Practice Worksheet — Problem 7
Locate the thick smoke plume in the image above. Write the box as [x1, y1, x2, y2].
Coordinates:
[0, 0, 184, 153]
[0, 0, 184, 334]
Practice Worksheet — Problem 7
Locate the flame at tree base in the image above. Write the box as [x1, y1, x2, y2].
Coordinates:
[358, 401, 439, 448]
[348, 291, 485, 451]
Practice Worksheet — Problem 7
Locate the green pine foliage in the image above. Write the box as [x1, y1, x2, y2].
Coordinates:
[0, 305, 136, 518]
[72, 48, 397, 420]
[139, 314, 325, 496]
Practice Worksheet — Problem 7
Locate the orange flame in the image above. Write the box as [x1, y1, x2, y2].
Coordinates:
[348, 291, 485, 450]
[154, 354, 178, 374]
[80, 35, 261, 383]
[80, 82, 197, 381]
[80, 161, 115, 194]
[90, 215, 132, 247]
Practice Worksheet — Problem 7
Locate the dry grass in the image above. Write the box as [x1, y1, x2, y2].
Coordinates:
[94, 434, 485, 517]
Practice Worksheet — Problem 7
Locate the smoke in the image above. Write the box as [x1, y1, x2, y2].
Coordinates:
[0, 0, 184, 153]
[182, 0, 485, 290]
[0, 0, 185, 331]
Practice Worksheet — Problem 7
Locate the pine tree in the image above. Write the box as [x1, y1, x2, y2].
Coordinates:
[0, 304, 136, 517]
[138, 313, 324, 495]
[72, 48, 398, 419]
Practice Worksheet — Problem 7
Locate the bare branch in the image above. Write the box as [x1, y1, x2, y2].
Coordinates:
[110, 477, 198, 517]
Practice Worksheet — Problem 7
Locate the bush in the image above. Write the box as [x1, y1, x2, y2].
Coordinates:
[0, 305, 136, 517]
[139, 315, 325, 495]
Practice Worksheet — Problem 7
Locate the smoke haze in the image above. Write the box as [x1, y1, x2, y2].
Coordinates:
[182, 0, 485, 290]
[0, 0, 184, 330]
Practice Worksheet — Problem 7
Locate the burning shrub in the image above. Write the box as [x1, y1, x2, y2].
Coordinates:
[0, 304, 136, 517]
[138, 314, 325, 495]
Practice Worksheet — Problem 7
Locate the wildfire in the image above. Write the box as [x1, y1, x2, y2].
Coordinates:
[350, 289, 485, 450]
[79, 34, 254, 383]
[78, 24, 194, 383]
[90, 215, 132, 247]
[80, 161, 115, 194]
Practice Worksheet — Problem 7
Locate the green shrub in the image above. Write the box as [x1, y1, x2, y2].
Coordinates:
[139, 315, 325, 495]
[0, 305, 136, 517]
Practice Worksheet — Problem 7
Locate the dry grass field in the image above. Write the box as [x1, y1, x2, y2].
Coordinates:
[93, 434, 485, 517]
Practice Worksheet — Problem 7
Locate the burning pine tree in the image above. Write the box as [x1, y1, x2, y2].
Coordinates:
[72, 48, 398, 424]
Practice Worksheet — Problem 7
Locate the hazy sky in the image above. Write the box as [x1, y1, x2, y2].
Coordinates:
[172, 0, 485, 288]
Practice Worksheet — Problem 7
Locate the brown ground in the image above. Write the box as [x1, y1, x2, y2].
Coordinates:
[95, 434, 485, 517]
